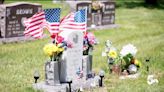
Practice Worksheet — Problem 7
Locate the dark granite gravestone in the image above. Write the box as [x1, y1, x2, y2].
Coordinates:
[76, 1, 116, 28]
[0, 2, 42, 38]
[102, 1, 115, 25]
[0, 0, 4, 4]
[76, 2, 92, 27]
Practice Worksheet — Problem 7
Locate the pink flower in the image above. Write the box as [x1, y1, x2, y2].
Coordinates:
[87, 32, 96, 45]
[56, 35, 64, 44]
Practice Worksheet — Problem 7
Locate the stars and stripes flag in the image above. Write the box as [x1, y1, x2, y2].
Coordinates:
[24, 11, 45, 38]
[59, 9, 87, 32]
[44, 8, 61, 35]
[24, 8, 61, 38]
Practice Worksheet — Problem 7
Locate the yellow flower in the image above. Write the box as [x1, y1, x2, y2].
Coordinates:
[134, 59, 141, 67]
[57, 47, 64, 53]
[108, 50, 117, 58]
[43, 44, 57, 57]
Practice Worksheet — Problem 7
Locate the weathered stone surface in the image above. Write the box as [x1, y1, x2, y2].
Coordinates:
[45, 61, 60, 86]
[88, 24, 119, 30]
[33, 78, 97, 92]
[59, 30, 83, 83]
[33, 82, 68, 92]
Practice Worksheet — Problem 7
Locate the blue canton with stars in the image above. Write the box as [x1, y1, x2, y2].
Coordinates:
[74, 9, 86, 23]
[44, 8, 61, 23]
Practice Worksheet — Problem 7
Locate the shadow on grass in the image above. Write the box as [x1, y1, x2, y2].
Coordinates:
[116, 1, 164, 9]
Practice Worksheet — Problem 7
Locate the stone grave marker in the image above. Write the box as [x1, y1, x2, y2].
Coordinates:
[0, 2, 42, 38]
[59, 30, 83, 84]
[76, 2, 92, 27]
[102, 1, 115, 25]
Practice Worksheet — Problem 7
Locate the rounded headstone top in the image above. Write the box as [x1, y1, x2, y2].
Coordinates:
[0, 2, 41, 7]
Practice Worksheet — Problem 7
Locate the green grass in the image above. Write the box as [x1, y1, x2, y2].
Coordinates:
[0, 1, 164, 92]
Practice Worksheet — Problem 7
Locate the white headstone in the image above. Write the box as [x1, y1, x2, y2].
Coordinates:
[59, 30, 83, 83]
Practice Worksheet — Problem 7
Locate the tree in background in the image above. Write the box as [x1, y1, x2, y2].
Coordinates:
[145, 0, 157, 5]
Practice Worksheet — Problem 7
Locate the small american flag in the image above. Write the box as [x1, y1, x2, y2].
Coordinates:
[59, 9, 87, 32]
[44, 8, 61, 35]
[24, 11, 46, 38]
[24, 8, 61, 38]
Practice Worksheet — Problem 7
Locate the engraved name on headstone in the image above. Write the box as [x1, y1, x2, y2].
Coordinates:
[59, 30, 83, 83]
[102, 2, 115, 25]
[0, 2, 42, 38]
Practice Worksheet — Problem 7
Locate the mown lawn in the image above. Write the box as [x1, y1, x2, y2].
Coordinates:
[0, 1, 164, 92]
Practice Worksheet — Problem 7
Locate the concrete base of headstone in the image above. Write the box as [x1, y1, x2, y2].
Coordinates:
[87, 24, 119, 30]
[0, 36, 34, 44]
[33, 82, 68, 92]
[119, 72, 140, 79]
[0, 34, 47, 44]
[33, 78, 96, 92]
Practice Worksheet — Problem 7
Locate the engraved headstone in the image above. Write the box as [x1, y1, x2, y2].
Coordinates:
[75, 1, 116, 28]
[102, 1, 115, 25]
[0, 2, 42, 38]
[59, 30, 83, 83]
[76, 2, 92, 27]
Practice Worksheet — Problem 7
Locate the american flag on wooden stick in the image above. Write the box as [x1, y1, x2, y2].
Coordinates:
[59, 9, 87, 32]
[24, 8, 61, 38]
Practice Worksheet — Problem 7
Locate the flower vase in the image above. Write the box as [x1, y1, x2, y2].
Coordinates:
[112, 65, 121, 75]
[45, 61, 60, 86]
[82, 55, 92, 79]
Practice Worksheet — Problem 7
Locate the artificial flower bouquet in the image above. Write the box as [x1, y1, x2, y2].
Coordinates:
[83, 32, 98, 55]
[120, 44, 141, 74]
[104, 41, 141, 75]
[43, 34, 72, 61]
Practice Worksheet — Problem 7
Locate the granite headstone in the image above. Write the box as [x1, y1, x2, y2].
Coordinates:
[102, 1, 115, 25]
[0, 2, 42, 38]
[76, 2, 92, 27]
[59, 30, 83, 83]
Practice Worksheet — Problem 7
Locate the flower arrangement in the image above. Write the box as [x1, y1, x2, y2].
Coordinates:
[104, 41, 142, 74]
[83, 32, 98, 55]
[120, 44, 141, 73]
[43, 34, 72, 61]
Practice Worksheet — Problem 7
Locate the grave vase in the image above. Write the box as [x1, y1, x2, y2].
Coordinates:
[112, 65, 121, 75]
[45, 61, 60, 86]
[82, 55, 92, 79]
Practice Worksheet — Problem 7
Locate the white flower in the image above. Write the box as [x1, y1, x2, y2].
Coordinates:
[120, 44, 137, 57]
